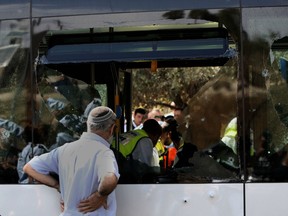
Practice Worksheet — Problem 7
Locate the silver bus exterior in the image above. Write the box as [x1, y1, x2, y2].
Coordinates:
[1, 1, 288, 216]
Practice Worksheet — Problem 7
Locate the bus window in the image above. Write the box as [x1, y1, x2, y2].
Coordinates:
[129, 63, 239, 183]
[33, 7, 288, 185]
[242, 7, 288, 182]
[0, 19, 33, 184]
[32, 19, 242, 183]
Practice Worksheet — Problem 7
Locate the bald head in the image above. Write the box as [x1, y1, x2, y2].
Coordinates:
[148, 109, 163, 121]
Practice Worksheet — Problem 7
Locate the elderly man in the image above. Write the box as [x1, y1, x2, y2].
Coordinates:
[24, 106, 120, 216]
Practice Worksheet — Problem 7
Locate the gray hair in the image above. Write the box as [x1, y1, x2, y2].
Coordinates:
[87, 106, 116, 132]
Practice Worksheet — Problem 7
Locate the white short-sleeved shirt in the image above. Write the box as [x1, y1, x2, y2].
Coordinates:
[28, 132, 120, 216]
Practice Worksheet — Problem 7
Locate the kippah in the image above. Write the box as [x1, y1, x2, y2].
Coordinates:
[87, 106, 115, 123]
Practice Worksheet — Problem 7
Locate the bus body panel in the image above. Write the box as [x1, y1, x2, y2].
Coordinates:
[0, 185, 61, 216]
[0, 184, 243, 216]
[1, 183, 287, 215]
[3, 183, 288, 216]
[116, 184, 243, 216]
[246, 183, 288, 216]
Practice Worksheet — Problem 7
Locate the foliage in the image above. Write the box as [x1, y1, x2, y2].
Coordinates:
[131, 66, 220, 111]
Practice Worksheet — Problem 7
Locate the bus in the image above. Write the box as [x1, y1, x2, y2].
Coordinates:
[1, 1, 288, 215]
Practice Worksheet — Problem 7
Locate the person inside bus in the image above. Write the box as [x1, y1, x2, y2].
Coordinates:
[170, 102, 189, 143]
[132, 107, 146, 130]
[133, 108, 164, 130]
[154, 117, 178, 168]
[147, 108, 164, 122]
[23, 106, 120, 215]
[112, 118, 162, 183]
[172, 131, 198, 168]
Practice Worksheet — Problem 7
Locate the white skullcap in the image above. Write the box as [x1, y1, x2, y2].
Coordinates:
[87, 106, 116, 124]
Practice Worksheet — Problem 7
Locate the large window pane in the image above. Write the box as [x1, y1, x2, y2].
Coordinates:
[0, 19, 31, 184]
[32, 9, 241, 184]
[242, 7, 288, 182]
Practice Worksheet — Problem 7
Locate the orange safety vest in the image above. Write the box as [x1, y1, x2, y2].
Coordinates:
[163, 147, 177, 168]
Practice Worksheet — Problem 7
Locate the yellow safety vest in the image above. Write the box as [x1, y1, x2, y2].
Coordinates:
[155, 140, 165, 161]
[112, 129, 148, 158]
[222, 118, 254, 156]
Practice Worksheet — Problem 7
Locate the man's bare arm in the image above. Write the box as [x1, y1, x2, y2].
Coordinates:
[98, 173, 118, 196]
[23, 163, 59, 190]
[78, 173, 118, 213]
